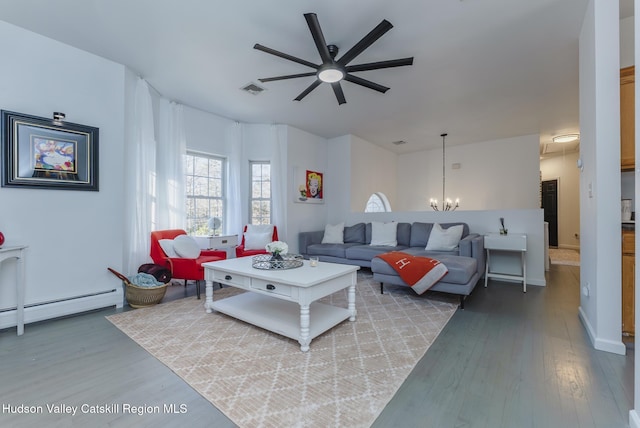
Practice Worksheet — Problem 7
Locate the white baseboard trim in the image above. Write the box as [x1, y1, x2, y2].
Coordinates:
[578, 306, 596, 343]
[0, 290, 123, 331]
[594, 337, 627, 355]
[630, 410, 640, 428]
[578, 306, 627, 355]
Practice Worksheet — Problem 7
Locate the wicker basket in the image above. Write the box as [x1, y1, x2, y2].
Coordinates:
[108, 267, 167, 308]
[124, 282, 168, 308]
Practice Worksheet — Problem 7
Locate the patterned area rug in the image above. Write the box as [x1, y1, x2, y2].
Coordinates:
[106, 272, 457, 428]
[549, 248, 580, 266]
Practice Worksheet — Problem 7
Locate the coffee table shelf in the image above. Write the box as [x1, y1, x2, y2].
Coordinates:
[211, 292, 352, 342]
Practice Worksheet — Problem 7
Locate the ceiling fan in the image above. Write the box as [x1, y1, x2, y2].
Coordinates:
[254, 13, 414, 105]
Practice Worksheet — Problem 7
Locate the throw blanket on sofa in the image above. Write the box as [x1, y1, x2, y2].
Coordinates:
[377, 251, 448, 295]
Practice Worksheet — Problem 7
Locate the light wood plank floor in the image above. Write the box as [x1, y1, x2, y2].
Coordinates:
[0, 265, 633, 428]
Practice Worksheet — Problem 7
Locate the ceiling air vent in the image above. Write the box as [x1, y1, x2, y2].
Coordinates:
[241, 82, 266, 95]
[392, 140, 407, 145]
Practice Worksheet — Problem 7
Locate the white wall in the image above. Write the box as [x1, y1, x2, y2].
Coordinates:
[286, 126, 329, 252]
[578, 0, 625, 355]
[622, 15, 635, 68]
[540, 152, 581, 250]
[184, 105, 234, 156]
[326, 135, 352, 225]
[0, 21, 125, 328]
[396, 135, 541, 211]
[350, 136, 397, 211]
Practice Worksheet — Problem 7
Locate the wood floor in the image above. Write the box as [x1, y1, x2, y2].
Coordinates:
[0, 265, 633, 428]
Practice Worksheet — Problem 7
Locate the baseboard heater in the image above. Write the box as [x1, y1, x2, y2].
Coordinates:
[0, 288, 123, 331]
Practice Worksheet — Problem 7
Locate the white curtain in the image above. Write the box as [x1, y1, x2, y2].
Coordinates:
[156, 99, 186, 229]
[226, 122, 244, 236]
[124, 78, 156, 274]
[270, 124, 287, 243]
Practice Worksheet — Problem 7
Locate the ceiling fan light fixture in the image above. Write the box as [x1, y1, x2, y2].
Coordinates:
[255, 13, 413, 104]
[318, 66, 344, 83]
[552, 133, 580, 143]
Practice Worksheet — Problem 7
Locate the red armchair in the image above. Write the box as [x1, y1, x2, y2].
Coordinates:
[235, 225, 279, 258]
[150, 229, 226, 299]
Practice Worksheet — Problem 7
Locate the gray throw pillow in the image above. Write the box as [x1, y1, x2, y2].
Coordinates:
[344, 223, 366, 243]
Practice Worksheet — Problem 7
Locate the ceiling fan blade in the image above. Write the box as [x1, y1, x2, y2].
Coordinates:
[337, 19, 393, 66]
[258, 72, 317, 83]
[346, 57, 414, 73]
[294, 80, 322, 101]
[254, 43, 319, 69]
[304, 13, 333, 64]
[331, 82, 346, 105]
[344, 74, 389, 93]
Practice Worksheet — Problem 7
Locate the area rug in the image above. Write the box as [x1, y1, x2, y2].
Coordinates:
[106, 272, 458, 428]
[549, 248, 580, 266]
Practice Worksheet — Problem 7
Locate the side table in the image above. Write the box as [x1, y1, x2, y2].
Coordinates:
[0, 245, 27, 335]
[193, 234, 238, 258]
[484, 233, 527, 292]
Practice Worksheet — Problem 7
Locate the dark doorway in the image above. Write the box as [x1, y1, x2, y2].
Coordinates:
[542, 179, 558, 247]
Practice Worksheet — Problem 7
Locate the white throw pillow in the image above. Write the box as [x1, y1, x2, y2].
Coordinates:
[426, 223, 464, 251]
[172, 235, 201, 259]
[370, 221, 398, 246]
[158, 239, 178, 258]
[322, 223, 344, 244]
[244, 231, 273, 250]
[246, 224, 274, 236]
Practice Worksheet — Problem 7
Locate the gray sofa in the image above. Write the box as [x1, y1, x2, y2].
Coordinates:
[298, 222, 485, 308]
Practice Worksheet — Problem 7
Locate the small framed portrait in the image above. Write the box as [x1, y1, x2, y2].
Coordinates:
[305, 170, 323, 200]
[1, 110, 99, 191]
[293, 167, 324, 204]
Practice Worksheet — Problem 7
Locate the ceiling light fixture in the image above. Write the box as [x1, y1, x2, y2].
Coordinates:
[552, 133, 580, 143]
[430, 133, 459, 211]
[317, 65, 344, 83]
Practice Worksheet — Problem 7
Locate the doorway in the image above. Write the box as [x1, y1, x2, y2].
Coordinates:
[542, 179, 558, 247]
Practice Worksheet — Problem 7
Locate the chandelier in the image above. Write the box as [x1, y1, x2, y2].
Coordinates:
[429, 133, 459, 211]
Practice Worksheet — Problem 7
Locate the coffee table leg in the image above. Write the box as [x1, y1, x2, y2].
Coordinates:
[348, 284, 357, 322]
[204, 280, 213, 313]
[299, 304, 311, 352]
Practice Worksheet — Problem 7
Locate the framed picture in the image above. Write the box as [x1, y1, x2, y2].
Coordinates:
[293, 167, 324, 204]
[1, 110, 99, 191]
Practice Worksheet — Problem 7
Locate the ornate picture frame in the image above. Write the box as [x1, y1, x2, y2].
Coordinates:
[1, 110, 99, 191]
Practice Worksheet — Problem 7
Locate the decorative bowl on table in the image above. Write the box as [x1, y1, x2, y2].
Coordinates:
[252, 253, 304, 270]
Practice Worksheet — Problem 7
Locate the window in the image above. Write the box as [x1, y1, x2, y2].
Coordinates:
[365, 192, 392, 213]
[250, 161, 271, 225]
[184, 151, 225, 235]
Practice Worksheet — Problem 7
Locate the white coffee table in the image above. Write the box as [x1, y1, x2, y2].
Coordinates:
[203, 257, 359, 352]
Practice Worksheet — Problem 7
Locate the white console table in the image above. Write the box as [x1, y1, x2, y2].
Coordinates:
[484, 233, 527, 292]
[0, 245, 27, 335]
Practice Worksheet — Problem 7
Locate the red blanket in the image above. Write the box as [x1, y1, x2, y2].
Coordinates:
[377, 251, 448, 295]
